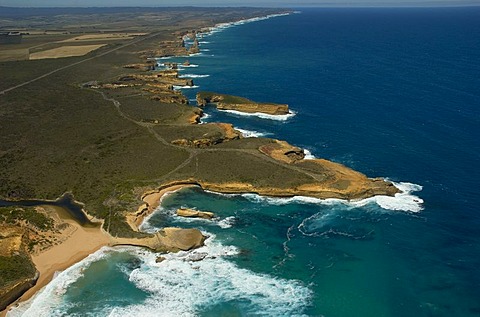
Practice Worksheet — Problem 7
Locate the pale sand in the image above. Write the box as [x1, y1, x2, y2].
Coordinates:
[2, 218, 111, 316]
[29, 44, 107, 60]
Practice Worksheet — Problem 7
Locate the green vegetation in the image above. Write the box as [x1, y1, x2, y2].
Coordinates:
[0, 7, 325, 242]
[0, 255, 36, 288]
[153, 124, 232, 143]
[0, 207, 54, 231]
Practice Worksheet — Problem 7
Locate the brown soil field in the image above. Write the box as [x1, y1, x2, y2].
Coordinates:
[29, 44, 107, 59]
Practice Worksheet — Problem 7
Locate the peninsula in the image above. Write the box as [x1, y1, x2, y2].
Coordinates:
[0, 7, 399, 314]
[196, 91, 290, 115]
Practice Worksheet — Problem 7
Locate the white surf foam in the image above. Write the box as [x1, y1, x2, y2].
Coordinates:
[235, 128, 269, 138]
[173, 85, 199, 90]
[199, 41, 210, 44]
[205, 181, 423, 213]
[157, 207, 236, 229]
[198, 112, 211, 124]
[178, 74, 210, 78]
[138, 187, 195, 232]
[111, 235, 311, 317]
[7, 247, 117, 317]
[180, 64, 199, 68]
[217, 216, 236, 229]
[205, 13, 291, 36]
[350, 181, 424, 212]
[304, 149, 317, 160]
[220, 109, 296, 121]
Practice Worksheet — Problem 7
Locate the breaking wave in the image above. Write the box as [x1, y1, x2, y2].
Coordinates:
[11, 237, 311, 317]
[178, 74, 210, 78]
[112, 236, 311, 317]
[235, 128, 270, 138]
[304, 149, 317, 160]
[173, 85, 199, 90]
[206, 13, 291, 35]
[220, 109, 296, 121]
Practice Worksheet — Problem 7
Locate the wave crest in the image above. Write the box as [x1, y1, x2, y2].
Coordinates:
[220, 109, 296, 121]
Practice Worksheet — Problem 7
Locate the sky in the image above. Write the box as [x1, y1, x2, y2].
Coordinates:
[0, 0, 478, 7]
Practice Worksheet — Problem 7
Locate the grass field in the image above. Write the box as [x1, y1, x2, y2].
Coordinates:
[0, 7, 289, 227]
[29, 44, 107, 59]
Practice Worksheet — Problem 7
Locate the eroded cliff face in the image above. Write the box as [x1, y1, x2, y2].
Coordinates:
[196, 92, 290, 115]
[0, 226, 38, 311]
[85, 70, 194, 106]
[216, 102, 289, 115]
[259, 140, 305, 163]
[197, 174, 398, 201]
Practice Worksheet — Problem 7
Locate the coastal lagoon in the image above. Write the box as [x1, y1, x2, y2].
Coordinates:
[11, 8, 480, 316]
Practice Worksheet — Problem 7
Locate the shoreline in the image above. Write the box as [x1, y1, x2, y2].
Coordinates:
[0, 9, 421, 315]
[1, 213, 111, 316]
[128, 184, 198, 231]
[1, 13, 292, 313]
[2, 183, 204, 316]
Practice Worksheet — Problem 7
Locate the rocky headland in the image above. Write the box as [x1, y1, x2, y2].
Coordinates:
[196, 91, 290, 115]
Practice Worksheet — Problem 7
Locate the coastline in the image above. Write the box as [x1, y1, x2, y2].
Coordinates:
[128, 184, 198, 231]
[1, 212, 111, 316]
[1, 9, 422, 316]
[2, 13, 294, 314]
[2, 183, 206, 316]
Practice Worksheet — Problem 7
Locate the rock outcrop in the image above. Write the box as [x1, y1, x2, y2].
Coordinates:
[123, 62, 155, 71]
[139, 39, 187, 59]
[177, 208, 215, 219]
[90, 71, 194, 105]
[259, 140, 305, 163]
[112, 227, 206, 252]
[196, 92, 289, 115]
[188, 39, 200, 54]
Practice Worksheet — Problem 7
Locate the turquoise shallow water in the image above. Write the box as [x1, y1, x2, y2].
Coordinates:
[10, 8, 480, 317]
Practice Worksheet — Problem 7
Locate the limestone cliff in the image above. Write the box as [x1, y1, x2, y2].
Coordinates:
[196, 91, 289, 115]
[259, 140, 305, 163]
[0, 226, 38, 311]
[177, 208, 215, 219]
[188, 38, 200, 55]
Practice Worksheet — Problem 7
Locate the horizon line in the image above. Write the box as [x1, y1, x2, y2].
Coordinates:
[1, 3, 480, 9]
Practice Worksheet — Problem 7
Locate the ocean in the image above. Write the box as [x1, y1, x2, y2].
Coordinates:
[10, 7, 480, 317]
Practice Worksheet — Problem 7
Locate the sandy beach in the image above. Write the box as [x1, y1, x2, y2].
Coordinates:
[2, 184, 196, 316]
[1, 213, 111, 316]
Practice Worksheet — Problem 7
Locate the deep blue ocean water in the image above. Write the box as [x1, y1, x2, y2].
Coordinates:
[11, 8, 480, 317]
